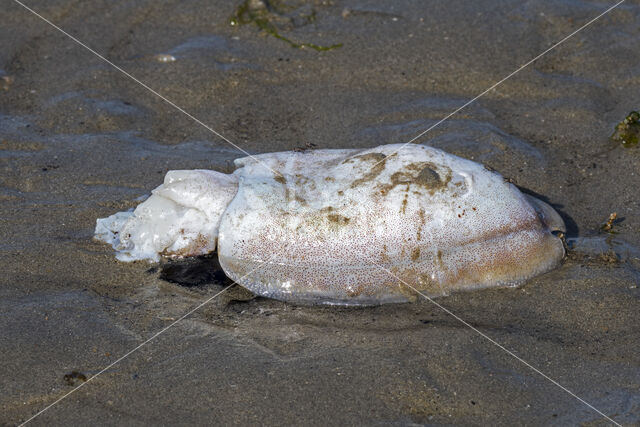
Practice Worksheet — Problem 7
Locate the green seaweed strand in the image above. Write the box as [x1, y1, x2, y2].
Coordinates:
[611, 111, 640, 147]
[230, 0, 343, 52]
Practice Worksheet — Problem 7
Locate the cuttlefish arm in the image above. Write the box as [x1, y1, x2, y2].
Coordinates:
[95, 170, 238, 262]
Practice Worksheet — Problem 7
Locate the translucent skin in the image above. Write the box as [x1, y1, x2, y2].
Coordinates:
[217, 144, 565, 305]
[95, 170, 238, 262]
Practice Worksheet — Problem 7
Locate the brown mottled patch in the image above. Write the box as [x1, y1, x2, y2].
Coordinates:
[324, 176, 335, 182]
[377, 162, 452, 196]
[414, 163, 452, 190]
[345, 152, 389, 188]
[350, 166, 387, 188]
[411, 247, 420, 261]
[274, 174, 286, 185]
[415, 166, 441, 188]
[292, 173, 316, 191]
[401, 195, 408, 214]
[294, 174, 309, 184]
[327, 214, 350, 225]
[343, 152, 387, 164]
[337, 190, 344, 196]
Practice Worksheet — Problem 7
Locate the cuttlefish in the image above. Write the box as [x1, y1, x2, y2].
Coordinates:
[95, 143, 565, 305]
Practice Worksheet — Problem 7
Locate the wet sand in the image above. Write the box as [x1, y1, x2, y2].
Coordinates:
[1, 0, 639, 425]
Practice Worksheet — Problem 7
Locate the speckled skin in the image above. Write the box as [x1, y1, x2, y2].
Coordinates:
[217, 144, 565, 305]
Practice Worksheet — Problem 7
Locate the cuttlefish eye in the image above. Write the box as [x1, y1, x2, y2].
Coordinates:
[95, 143, 565, 306]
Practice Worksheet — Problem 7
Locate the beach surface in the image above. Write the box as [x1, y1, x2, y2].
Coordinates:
[1, 0, 639, 425]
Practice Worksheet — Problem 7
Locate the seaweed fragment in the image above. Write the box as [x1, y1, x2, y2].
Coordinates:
[600, 212, 623, 234]
[611, 111, 640, 147]
[230, 0, 343, 51]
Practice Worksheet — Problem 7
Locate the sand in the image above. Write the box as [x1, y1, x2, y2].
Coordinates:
[1, 0, 639, 425]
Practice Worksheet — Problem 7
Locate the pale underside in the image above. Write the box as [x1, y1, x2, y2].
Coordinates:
[95, 144, 565, 305]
